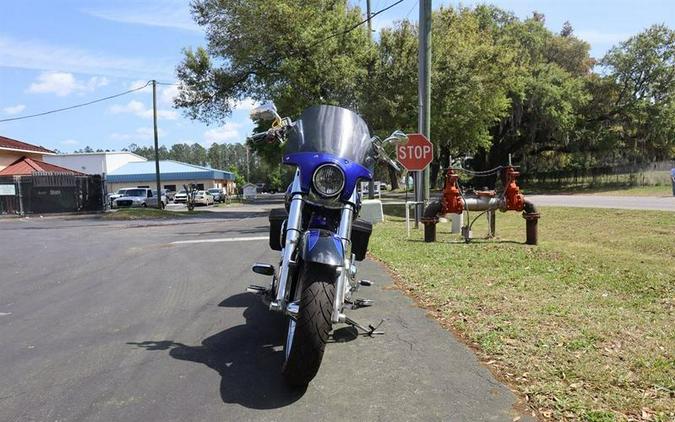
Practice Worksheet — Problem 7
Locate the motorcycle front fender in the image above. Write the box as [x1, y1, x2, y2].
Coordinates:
[299, 229, 345, 268]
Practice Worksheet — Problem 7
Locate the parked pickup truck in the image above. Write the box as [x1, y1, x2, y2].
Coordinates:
[113, 188, 167, 209]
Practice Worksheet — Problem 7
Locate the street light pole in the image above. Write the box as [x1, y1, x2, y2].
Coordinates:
[367, 0, 376, 200]
[152, 80, 162, 209]
[416, 0, 432, 226]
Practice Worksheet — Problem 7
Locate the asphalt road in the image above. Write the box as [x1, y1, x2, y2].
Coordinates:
[0, 212, 531, 422]
[380, 192, 674, 212]
[526, 194, 674, 212]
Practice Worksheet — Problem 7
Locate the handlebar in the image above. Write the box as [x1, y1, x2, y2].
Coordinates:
[385, 155, 401, 172]
[248, 126, 286, 145]
[373, 141, 401, 172]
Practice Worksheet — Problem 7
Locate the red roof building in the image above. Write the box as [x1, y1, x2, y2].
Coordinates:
[0, 156, 83, 176]
[0, 135, 56, 172]
[0, 135, 55, 154]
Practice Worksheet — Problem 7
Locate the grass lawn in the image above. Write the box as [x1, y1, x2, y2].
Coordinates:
[369, 207, 674, 421]
[103, 208, 208, 219]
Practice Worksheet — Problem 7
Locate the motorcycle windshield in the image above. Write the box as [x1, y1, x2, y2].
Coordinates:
[285, 105, 374, 167]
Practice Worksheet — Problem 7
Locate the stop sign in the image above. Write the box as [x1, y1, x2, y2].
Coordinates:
[396, 133, 433, 171]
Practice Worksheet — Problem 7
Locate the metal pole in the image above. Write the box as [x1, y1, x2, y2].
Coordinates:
[416, 0, 432, 227]
[245, 145, 250, 181]
[366, 0, 372, 36]
[366, 0, 375, 200]
[152, 80, 162, 209]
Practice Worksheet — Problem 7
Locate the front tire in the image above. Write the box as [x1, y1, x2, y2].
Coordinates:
[282, 264, 336, 387]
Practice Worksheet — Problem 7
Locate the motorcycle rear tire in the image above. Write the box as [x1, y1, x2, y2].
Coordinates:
[282, 264, 335, 387]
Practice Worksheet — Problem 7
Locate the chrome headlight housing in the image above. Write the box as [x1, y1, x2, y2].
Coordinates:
[312, 164, 345, 198]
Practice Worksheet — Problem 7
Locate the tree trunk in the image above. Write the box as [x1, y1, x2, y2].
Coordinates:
[430, 160, 440, 189]
[388, 166, 399, 190]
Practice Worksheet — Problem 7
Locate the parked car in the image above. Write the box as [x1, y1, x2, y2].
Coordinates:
[113, 188, 166, 209]
[108, 188, 131, 208]
[193, 190, 214, 206]
[173, 190, 188, 203]
[207, 188, 226, 203]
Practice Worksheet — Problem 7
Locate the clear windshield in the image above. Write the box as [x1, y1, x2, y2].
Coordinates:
[285, 105, 375, 167]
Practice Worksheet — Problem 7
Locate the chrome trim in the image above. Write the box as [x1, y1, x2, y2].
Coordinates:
[271, 170, 303, 312]
[285, 319, 296, 360]
[286, 301, 299, 319]
[312, 163, 345, 198]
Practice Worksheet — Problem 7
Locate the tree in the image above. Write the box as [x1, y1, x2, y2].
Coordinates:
[360, 20, 420, 189]
[597, 24, 675, 162]
[176, 0, 374, 122]
[429, 7, 516, 184]
[475, 12, 593, 173]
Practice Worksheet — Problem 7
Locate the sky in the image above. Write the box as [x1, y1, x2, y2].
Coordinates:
[0, 0, 673, 153]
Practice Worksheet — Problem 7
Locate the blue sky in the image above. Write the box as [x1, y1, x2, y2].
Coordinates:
[0, 0, 672, 153]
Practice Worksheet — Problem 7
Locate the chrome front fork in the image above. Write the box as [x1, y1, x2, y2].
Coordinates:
[270, 170, 303, 312]
[332, 187, 358, 323]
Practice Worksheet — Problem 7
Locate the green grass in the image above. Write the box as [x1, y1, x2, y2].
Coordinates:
[369, 207, 675, 421]
[103, 208, 208, 220]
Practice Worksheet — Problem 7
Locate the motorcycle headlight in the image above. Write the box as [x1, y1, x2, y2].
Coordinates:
[312, 164, 345, 198]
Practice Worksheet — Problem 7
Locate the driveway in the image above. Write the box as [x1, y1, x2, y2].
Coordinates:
[0, 213, 531, 421]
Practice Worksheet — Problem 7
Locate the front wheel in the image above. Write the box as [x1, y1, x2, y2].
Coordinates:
[282, 264, 335, 387]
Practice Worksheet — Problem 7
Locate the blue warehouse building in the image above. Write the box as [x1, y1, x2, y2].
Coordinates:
[106, 160, 236, 194]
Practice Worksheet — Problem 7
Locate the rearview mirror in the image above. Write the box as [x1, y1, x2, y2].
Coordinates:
[250, 102, 280, 122]
[383, 130, 408, 145]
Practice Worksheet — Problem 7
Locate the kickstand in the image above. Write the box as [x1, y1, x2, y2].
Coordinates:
[344, 316, 385, 336]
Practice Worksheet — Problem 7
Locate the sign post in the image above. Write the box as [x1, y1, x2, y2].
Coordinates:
[396, 133, 434, 227]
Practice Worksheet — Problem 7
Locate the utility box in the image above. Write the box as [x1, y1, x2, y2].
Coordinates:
[359, 199, 384, 224]
[243, 183, 257, 200]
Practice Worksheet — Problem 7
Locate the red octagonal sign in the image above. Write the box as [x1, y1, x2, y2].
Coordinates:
[396, 133, 433, 171]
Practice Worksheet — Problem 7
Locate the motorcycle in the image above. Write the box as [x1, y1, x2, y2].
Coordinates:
[247, 103, 406, 386]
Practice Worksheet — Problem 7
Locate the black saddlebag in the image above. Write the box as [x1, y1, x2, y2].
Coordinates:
[351, 218, 372, 261]
[268, 208, 288, 251]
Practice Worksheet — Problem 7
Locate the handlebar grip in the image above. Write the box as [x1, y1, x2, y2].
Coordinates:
[249, 132, 268, 142]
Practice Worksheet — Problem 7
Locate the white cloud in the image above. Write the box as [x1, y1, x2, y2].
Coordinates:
[109, 99, 178, 120]
[110, 127, 167, 142]
[160, 84, 179, 106]
[0, 35, 173, 79]
[83, 1, 200, 32]
[61, 139, 79, 146]
[27, 71, 109, 96]
[204, 122, 243, 144]
[2, 104, 26, 115]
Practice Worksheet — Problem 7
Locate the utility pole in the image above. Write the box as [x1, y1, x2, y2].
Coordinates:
[152, 80, 162, 209]
[416, 0, 432, 227]
[245, 144, 250, 181]
[366, 0, 376, 200]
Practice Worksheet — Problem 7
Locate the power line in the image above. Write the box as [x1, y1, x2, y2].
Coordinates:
[0, 81, 152, 123]
[308, 0, 407, 49]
